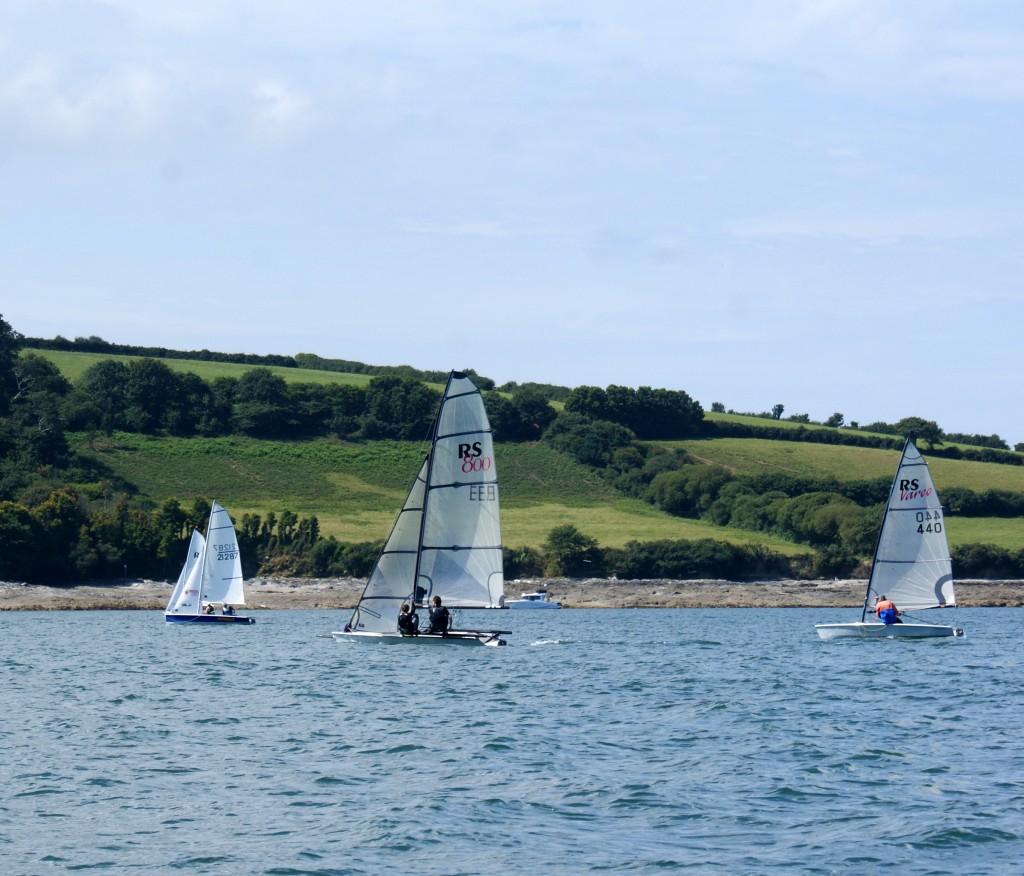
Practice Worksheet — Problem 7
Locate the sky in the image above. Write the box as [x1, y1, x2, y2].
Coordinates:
[2, 1, 1022, 442]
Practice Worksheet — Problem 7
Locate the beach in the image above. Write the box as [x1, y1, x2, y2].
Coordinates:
[2, 577, 1023, 611]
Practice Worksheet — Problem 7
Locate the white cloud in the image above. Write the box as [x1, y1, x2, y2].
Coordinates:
[250, 80, 314, 142]
[0, 57, 164, 140]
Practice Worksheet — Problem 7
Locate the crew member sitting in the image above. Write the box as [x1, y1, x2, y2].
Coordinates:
[427, 595, 451, 635]
[397, 603, 419, 636]
[203, 603, 215, 615]
[875, 595, 901, 625]
[222, 604, 235, 616]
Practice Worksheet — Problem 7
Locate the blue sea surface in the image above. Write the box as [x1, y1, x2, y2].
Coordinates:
[1, 607, 1022, 874]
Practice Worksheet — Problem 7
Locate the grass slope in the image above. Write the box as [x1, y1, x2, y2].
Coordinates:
[24, 348, 434, 389]
[705, 412, 1010, 453]
[68, 433, 807, 554]
[662, 438, 1024, 493]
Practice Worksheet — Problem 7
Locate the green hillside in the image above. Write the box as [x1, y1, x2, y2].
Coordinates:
[68, 432, 808, 555]
[25, 348, 398, 388]
[704, 411, 1007, 453]
[659, 438, 1024, 493]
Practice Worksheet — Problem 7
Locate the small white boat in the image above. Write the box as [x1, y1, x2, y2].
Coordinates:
[165, 502, 255, 625]
[815, 438, 963, 641]
[332, 372, 509, 647]
[506, 590, 561, 609]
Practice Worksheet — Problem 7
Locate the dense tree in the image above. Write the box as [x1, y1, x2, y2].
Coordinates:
[825, 412, 844, 428]
[542, 524, 603, 576]
[771, 404, 784, 420]
[232, 368, 292, 437]
[78, 360, 130, 432]
[361, 376, 438, 440]
[894, 416, 942, 448]
[647, 465, 734, 517]
[542, 413, 635, 467]
[0, 314, 21, 415]
[564, 384, 703, 439]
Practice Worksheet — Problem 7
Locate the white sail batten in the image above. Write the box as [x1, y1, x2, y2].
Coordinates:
[166, 529, 205, 614]
[345, 372, 504, 634]
[419, 374, 504, 609]
[867, 440, 955, 612]
[199, 502, 246, 606]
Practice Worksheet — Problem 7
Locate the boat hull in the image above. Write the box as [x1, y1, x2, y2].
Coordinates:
[506, 601, 561, 610]
[331, 629, 507, 647]
[815, 621, 963, 641]
[165, 613, 255, 625]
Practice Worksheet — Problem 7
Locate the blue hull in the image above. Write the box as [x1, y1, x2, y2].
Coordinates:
[165, 614, 255, 625]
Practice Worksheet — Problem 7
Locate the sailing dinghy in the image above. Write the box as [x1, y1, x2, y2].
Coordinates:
[815, 438, 963, 641]
[165, 501, 255, 625]
[333, 372, 509, 647]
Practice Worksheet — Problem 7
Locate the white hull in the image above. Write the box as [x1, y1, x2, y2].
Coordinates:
[815, 621, 964, 641]
[506, 600, 561, 610]
[331, 629, 507, 647]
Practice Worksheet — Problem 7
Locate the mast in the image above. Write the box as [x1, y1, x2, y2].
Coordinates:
[861, 437, 912, 622]
[410, 371, 454, 609]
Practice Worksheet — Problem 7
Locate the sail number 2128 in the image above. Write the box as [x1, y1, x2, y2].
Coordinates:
[915, 510, 942, 534]
[215, 542, 239, 560]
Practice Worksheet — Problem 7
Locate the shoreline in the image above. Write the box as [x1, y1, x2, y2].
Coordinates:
[3, 577, 1024, 611]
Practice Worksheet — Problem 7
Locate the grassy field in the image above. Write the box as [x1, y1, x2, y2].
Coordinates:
[945, 516, 1024, 550]
[704, 411, 1011, 452]
[68, 432, 808, 554]
[24, 348, 418, 388]
[659, 438, 1024, 493]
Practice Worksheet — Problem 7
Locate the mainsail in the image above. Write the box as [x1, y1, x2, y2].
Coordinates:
[199, 501, 246, 606]
[166, 529, 205, 614]
[862, 438, 955, 616]
[347, 372, 504, 633]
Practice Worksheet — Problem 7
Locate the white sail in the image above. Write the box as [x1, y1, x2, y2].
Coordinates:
[345, 372, 504, 634]
[867, 440, 955, 612]
[349, 459, 428, 633]
[166, 529, 205, 614]
[419, 373, 504, 608]
[199, 501, 246, 606]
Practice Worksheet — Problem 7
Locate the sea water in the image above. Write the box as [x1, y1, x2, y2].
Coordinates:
[1, 607, 1022, 875]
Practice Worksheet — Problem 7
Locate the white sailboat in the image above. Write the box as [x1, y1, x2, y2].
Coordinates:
[165, 501, 255, 625]
[332, 371, 509, 646]
[815, 438, 964, 640]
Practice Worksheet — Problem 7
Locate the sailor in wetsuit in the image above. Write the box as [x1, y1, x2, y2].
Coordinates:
[397, 603, 419, 636]
[427, 595, 450, 635]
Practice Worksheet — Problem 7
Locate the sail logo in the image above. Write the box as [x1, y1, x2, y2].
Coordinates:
[458, 441, 492, 473]
[899, 478, 933, 502]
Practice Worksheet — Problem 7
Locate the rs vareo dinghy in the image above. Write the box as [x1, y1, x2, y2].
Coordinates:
[815, 438, 963, 641]
[165, 502, 255, 625]
[332, 372, 509, 647]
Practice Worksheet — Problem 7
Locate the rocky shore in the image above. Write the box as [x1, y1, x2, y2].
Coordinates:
[2, 577, 1023, 611]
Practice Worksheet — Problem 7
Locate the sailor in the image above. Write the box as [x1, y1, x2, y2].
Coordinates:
[223, 604, 235, 616]
[397, 603, 419, 636]
[875, 595, 901, 625]
[203, 603, 215, 615]
[427, 595, 450, 635]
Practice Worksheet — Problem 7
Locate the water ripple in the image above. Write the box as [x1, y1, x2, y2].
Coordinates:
[1, 607, 1022, 874]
